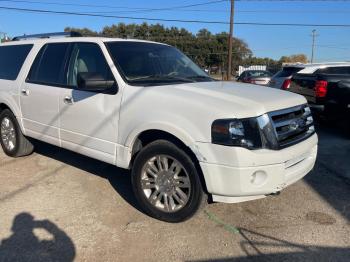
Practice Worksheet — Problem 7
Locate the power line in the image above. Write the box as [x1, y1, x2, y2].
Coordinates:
[0, 0, 228, 11]
[317, 45, 350, 50]
[0, 6, 229, 25]
[2, 0, 350, 16]
[2, 6, 350, 27]
[90, 9, 350, 14]
[0, 0, 349, 17]
[236, 0, 350, 1]
[0, 0, 230, 15]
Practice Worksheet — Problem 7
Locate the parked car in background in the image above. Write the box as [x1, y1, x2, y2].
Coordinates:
[237, 70, 272, 86]
[288, 63, 350, 117]
[269, 64, 305, 90]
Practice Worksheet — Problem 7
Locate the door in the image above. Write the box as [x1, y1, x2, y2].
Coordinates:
[59, 42, 121, 164]
[20, 43, 70, 146]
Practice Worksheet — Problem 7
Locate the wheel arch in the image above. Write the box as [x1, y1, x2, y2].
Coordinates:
[0, 97, 24, 133]
[128, 127, 208, 194]
[0, 92, 21, 115]
[0, 102, 11, 112]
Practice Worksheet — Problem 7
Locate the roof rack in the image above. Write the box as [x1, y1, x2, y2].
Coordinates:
[12, 31, 82, 41]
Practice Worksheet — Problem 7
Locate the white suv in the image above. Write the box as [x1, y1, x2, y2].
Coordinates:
[0, 33, 318, 222]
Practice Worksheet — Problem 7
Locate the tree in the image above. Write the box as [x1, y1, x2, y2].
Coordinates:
[279, 54, 308, 64]
[64, 23, 252, 72]
[64, 27, 98, 37]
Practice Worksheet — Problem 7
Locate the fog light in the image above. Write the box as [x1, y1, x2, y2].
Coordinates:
[250, 171, 267, 186]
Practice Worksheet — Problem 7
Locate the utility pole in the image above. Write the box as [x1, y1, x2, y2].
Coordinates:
[311, 29, 318, 64]
[227, 0, 235, 80]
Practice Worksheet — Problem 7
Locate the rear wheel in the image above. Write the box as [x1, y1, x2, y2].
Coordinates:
[131, 140, 204, 222]
[0, 109, 34, 157]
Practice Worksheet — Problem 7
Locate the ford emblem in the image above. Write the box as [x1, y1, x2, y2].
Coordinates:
[289, 119, 306, 131]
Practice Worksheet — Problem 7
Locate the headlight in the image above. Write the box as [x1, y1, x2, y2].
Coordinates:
[211, 118, 262, 149]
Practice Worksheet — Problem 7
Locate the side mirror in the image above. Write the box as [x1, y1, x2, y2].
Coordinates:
[77, 72, 116, 92]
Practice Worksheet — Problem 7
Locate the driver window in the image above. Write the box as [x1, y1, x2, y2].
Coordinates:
[67, 43, 114, 87]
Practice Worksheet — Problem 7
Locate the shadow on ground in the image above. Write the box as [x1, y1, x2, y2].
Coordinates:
[305, 119, 350, 222]
[31, 140, 142, 213]
[20, 118, 350, 262]
[0, 212, 75, 262]
[190, 227, 350, 262]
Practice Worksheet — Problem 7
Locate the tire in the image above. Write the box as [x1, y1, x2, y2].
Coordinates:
[131, 140, 204, 223]
[0, 109, 34, 157]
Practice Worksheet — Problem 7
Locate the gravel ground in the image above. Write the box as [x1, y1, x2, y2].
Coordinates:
[0, 122, 349, 262]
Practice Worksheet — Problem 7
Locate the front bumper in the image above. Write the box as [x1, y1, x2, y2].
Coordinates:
[196, 134, 318, 203]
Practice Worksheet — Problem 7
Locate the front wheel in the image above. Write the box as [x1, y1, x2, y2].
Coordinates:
[131, 140, 204, 223]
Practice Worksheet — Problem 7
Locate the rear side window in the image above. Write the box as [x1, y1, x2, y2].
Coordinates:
[274, 67, 303, 78]
[0, 44, 33, 80]
[27, 43, 70, 85]
[316, 66, 350, 75]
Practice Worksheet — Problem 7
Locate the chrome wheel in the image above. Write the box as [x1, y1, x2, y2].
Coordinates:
[141, 155, 191, 213]
[1, 117, 17, 152]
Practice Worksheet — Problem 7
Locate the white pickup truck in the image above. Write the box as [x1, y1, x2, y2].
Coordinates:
[0, 32, 318, 222]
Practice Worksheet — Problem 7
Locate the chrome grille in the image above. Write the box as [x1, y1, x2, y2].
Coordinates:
[268, 105, 315, 149]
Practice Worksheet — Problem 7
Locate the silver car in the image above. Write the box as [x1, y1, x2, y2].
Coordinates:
[237, 70, 272, 86]
[269, 66, 305, 90]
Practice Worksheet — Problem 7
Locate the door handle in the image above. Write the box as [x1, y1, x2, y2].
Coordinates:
[63, 96, 74, 105]
[21, 89, 29, 96]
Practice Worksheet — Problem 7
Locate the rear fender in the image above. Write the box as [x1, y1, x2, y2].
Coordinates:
[0, 92, 25, 133]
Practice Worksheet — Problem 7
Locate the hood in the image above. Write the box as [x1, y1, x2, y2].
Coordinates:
[156, 81, 306, 119]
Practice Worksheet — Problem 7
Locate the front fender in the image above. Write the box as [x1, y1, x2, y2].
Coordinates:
[124, 122, 196, 149]
[116, 122, 208, 169]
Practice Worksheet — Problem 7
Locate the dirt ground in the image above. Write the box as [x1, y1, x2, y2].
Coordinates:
[0, 121, 349, 262]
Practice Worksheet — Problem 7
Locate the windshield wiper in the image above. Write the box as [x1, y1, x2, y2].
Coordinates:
[128, 75, 195, 83]
[185, 75, 214, 81]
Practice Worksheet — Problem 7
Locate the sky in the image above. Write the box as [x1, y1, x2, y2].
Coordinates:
[0, 0, 350, 62]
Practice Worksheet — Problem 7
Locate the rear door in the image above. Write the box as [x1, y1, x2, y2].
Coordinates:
[58, 42, 121, 164]
[20, 43, 70, 146]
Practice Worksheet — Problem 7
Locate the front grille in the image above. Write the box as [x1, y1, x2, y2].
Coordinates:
[268, 105, 315, 149]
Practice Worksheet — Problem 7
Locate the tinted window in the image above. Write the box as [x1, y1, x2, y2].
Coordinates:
[274, 67, 304, 78]
[316, 66, 350, 75]
[0, 44, 33, 80]
[28, 43, 69, 85]
[67, 43, 113, 87]
[106, 42, 211, 86]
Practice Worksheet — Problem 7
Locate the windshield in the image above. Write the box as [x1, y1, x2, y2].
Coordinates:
[274, 67, 304, 78]
[105, 41, 213, 86]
